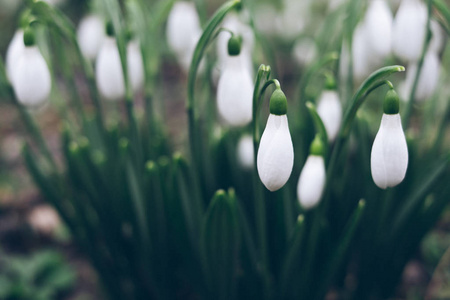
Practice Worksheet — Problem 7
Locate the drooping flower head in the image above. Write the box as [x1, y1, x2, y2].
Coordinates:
[297, 135, 326, 210]
[237, 134, 254, 169]
[371, 88, 408, 189]
[77, 14, 106, 61]
[12, 26, 51, 108]
[217, 36, 253, 127]
[257, 88, 294, 191]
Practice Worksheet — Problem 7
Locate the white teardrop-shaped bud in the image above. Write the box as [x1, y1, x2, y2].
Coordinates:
[13, 46, 51, 107]
[95, 37, 125, 101]
[317, 90, 342, 142]
[364, 0, 393, 59]
[77, 15, 105, 61]
[237, 134, 254, 169]
[166, 1, 202, 72]
[429, 20, 444, 54]
[392, 0, 427, 62]
[297, 155, 326, 210]
[6, 29, 25, 83]
[217, 56, 254, 126]
[127, 40, 144, 93]
[371, 113, 408, 189]
[257, 114, 294, 191]
[292, 38, 317, 67]
[275, 0, 307, 41]
[352, 23, 373, 82]
[217, 13, 254, 75]
[399, 51, 440, 102]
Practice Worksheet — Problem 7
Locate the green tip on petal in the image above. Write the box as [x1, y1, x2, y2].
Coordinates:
[106, 21, 114, 37]
[310, 135, 324, 156]
[383, 88, 399, 115]
[227, 35, 241, 56]
[269, 88, 287, 115]
[23, 26, 35, 46]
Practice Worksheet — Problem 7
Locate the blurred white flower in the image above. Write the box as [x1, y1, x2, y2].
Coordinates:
[217, 13, 254, 75]
[77, 15, 105, 61]
[399, 51, 440, 102]
[371, 113, 408, 189]
[275, 0, 308, 41]
[297, 155, 326, 210]
[96, 37, 125, 101]
[254, 4, 279, 36]
[429, 19, 445, 54]
[217, 56, 253, 126]
[257, 114, 294, 191]
[237, 134, 254, 169]
[352, 24, 375, 81]
[6, 29, 25, 82]
[317, 90, 342, 142]
[292, 38, 317, 67]
[392, 0, 427, 62]
[364, 0, 393, 59]
[166, 1, 202, 72]
[13, 45, 51, 107]
[127, 40, 145, 93]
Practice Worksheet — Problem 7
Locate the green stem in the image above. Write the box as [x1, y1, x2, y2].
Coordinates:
[305, 102, 329, 159]
[403, 0, 433, 129]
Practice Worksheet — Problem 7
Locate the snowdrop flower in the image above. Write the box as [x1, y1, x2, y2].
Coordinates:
[399, 51, 440, 102]
[217, 37, 253, 127]
[292, 38, 317, 67]
[96, 36, 125, 101]
[371, 89, 408, 189]
[127, 40, 144, 93]
[217, 13, 254, 75]
[392, 0, 427, 62]
[77, 15, 105, 61]
[12, 28, 51, 107]
[254, 4, 279, 36]
[352, 23, 375, 82]
[166, 1, 202, 72]
[364, 0, 393, 59]
[317, 82, 342, 142]
[297, 136, 326, 210]
[6, 29, 25, 82]
[257, 88, 294, 191]
[237, 134, 254, 169]
[275, 0, 308, 41]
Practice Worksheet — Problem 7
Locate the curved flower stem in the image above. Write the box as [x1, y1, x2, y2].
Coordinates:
[187, 0, 242, 173]
[403, 0, 433, 129]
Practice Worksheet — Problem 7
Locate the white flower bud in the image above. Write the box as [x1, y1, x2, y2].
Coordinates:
[166, 1, 202, 72]
[364, 0, 393, 59]
[317, 90, 342, 142]
[392, 0, 427, 62]
[217, 56, 254, 127]
[352, 24, 373, 81]
[371, 113, 408, 189]
[6, 29, 25, 83]
[13, 46, 51, 107]
[95, 37, 125, 101]
[297, 155, 326, 210]
[399, 51, 440, 102]
[127, 40, 144, 93]
[257, 114, 294, 191]
[237, 134, 254, 169]
[77, 15, 105, 61]
[292, 38, 317, 67]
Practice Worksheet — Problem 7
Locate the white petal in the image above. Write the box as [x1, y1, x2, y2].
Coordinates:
[6, 29, 25, 83]
[166, 2, 201, 56]
[127, 40, 144, 93]
[257, 114, 294, 191]
[13, 46, 51, 107]
[297, 155, 326, 210]
[392, 0, 427, 62]
[415, 51, 440, 101]
[371, 114, 408, 189]
[364, 0, 393, 58]
[352, 24, 372, 81]
[217, 57, 254, 127]
[237, 135, 254, 169]
[77, 15, 106, 61]
[95, 37, 125, 101]
[317, 90, 342, 142]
